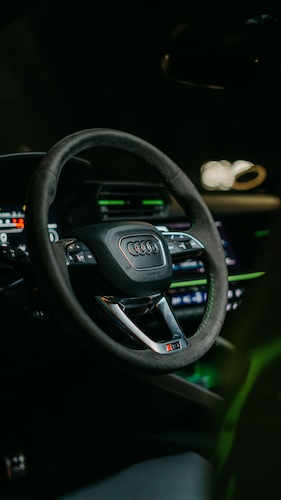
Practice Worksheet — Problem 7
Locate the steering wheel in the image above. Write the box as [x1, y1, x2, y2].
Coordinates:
[25, 128, 228, 374]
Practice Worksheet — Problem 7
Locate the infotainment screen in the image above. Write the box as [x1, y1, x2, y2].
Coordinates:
[0, 204, 59, 254]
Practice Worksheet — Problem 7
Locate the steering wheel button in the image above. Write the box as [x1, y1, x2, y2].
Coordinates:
[167, 242, 181, 255]
[67, 253, 75, 263]
[73, 251, 86, 264]
[177, 241, 190, 251]
[190, 240, 201, 249]
[84, 250, 97, 265]
[68, 242, 83, 251]
[176, 234, 190, 241]
[174, 235, 190, 243]
[164, 234, 175, 241]
[164, 232, 190, 242]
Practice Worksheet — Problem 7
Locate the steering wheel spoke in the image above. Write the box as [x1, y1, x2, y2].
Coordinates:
[96, 294, 189, 354]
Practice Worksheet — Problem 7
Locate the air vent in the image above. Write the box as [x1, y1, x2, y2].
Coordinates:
[97, 183, 170, 221]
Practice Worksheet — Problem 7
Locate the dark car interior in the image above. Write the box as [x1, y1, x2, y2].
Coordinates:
[0, 1, 281, 499]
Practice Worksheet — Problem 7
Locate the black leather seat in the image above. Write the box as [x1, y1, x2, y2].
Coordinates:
[56, 451, 214, 500]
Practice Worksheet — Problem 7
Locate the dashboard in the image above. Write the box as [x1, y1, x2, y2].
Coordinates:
[0, 205, 59, 251]
[0, 151, 279, 329]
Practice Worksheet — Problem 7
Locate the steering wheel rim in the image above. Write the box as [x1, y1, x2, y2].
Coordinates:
[25, 128, 228, 374]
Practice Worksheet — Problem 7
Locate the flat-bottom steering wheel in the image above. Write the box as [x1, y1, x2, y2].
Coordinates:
[25, 129, 228, 374]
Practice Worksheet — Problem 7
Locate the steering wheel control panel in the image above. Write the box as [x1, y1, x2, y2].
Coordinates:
[162, 231, 204, 259]
[64, 240, 97, 267]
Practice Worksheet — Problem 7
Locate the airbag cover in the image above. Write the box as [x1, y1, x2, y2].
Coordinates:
[67, 221, 173, 296]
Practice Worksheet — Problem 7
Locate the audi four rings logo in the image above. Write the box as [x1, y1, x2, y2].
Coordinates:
[127, 239, 159, 256]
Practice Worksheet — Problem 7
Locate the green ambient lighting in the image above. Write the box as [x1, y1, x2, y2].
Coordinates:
[174, 270, 266, 423]
[228, 272, 265, 282]
[254, 229, 270, 238]
[176, 362, 219, 390]
[169, 271, 265, 289]
[98, 200, 125, 206]
[216, 336, 281, 496]
[141, 199, 164, 206]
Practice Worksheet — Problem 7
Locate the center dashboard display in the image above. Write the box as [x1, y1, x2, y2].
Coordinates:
[0, 205, 59, 254]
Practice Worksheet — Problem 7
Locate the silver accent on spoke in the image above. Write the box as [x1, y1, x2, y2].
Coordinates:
[95, 294, 189, 354]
